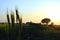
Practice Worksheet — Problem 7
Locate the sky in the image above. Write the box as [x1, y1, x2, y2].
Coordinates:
[0, 0, 60, 25]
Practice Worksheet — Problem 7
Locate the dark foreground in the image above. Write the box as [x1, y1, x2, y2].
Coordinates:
[0, 23, 60, 40]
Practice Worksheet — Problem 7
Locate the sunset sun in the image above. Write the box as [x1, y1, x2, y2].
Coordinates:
[48, 13, 60, 21]
[47, 4, 60, 24]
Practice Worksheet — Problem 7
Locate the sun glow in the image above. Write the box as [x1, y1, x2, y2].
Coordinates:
[48, 12, 60, 21]
[48, 12, 60, 25]
[48, 5, 60, 25]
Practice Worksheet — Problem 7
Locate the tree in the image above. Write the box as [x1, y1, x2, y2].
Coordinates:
[41, 18, 51, 25]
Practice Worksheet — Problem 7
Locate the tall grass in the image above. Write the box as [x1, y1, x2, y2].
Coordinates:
[15, 8, 23, 40]
[10, 11, 15, 40]
[6, 8, 23, 40]
[6, 10, 11, 40]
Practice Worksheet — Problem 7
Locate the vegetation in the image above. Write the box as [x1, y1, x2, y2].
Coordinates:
[0, 8, 60, 40]
[41, 18, 51, 25]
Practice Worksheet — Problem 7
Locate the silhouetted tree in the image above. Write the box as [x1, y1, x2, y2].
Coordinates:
[49, 22, 54, 26]
[50, 22, 54, 25]
[41, 18, 51, 25]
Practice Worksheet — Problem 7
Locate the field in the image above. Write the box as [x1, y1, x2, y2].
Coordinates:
[0, 23, 60, 40]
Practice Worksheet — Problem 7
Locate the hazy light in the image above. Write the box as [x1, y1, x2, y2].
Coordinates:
[48, 4, 60, 25]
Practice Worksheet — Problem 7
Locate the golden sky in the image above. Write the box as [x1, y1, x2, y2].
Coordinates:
[0, 0, 60, 25]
